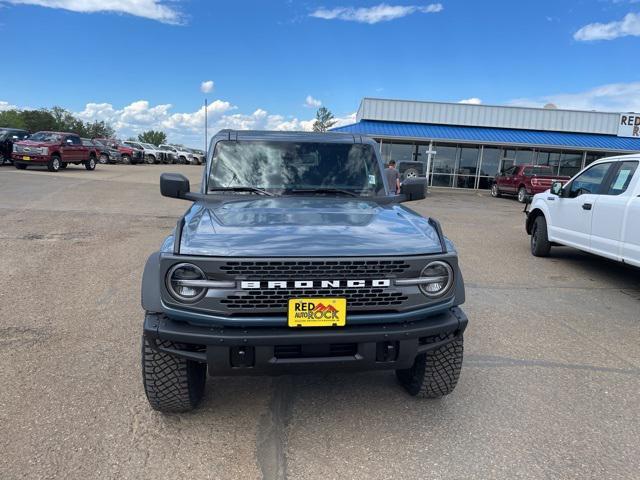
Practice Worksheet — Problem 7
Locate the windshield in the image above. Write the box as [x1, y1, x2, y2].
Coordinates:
[143, 143, 155, 149]
[28, 132, 62, 142]
[524, 166, 555, 176]
[208, 141, 384, 196]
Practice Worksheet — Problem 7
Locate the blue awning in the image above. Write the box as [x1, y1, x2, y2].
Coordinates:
[332, 120, 640, 152]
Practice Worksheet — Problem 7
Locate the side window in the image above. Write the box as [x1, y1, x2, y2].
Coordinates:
[568, 163, 612, 198]
[606, 161, 638, 196]
[68, 136, 81, 145]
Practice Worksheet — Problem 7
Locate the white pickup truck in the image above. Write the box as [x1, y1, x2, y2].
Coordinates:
[526, 155, 639, 267]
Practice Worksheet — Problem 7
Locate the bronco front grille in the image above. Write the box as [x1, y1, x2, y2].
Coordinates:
[220, 287, 408, 310]
[220, 259, 410, 279]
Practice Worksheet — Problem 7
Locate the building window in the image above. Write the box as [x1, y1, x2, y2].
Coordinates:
[559, 151, 583, 177]
[431, 144, 457, 175]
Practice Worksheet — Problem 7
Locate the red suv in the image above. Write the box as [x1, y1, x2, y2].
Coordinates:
[491, 165, 570, 203]
[13, 131, 97, 172]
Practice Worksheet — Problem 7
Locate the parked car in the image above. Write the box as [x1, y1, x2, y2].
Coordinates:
[157, 145, 177, 164]
[140, 130, 467, 412]
[526, 155, 639, 267]
[183, 147, 205, 165]
[12, 131, 97, 172]
[140, 143, 167, 164]
[0, 127, 29, 164]
[92, 138, 122, 164]
[398, 160, 425, 180]
[123, 141, 151, 164]
[159, 144, 191, 164]
[492, 165, 570, 203]
[95, 138, 143, 164]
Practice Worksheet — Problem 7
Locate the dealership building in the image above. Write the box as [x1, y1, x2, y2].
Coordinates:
[333, 98, 640, 190]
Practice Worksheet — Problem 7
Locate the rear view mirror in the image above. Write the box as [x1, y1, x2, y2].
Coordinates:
[66, 139, 73, 145]
[551, 181, 564, 196]
[400, 177, 427, 201]
[160, 173, 191, 199]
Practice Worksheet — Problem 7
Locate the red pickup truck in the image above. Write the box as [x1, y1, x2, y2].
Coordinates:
[491, 165, 570, 203]
[13, 131, 97, 172]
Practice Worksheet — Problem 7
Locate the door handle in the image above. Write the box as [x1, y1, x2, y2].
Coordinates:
[582, 203, 592, 211]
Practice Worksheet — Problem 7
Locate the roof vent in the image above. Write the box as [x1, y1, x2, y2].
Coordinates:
[543, 103, 558, 110]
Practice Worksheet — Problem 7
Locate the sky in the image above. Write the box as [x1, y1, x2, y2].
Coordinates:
[1, 0, 640, 147]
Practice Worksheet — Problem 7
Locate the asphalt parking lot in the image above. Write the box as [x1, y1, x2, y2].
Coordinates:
[1, 163, 639, 480]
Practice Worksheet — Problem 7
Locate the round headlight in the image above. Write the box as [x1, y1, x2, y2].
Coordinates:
[419, 261, 454, 298]
[166, 263, 207, 302]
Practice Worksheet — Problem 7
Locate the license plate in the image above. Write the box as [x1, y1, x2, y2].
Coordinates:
[22, 156, 30, 161]
[288, 298, 347, 327]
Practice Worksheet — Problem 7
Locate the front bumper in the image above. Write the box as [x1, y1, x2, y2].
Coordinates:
[12, 154, 48, 164]
[143, 306, 468, 375]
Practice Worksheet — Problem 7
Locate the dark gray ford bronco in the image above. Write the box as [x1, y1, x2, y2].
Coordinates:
[141, 130, 468, 412]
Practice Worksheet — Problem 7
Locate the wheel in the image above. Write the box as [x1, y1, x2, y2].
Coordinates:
[403, 168, 419, 180]
[142, 336, 206, 413]
[396, 335, 463, 398]
[85, 156, 96, 170]
[99, 154, 108, 164]
[15, 163, 27, 170]
[517, 187, 528, 203]
[145, 155, 155, 165]
[179, 156, 187, 164]
[122, 154, 131, 165]
[531, 215, 551, 257]
[47, 155, 61, 172]
[490, 183, 501, 198]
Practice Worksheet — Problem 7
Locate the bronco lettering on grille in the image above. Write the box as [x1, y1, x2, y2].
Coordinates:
[239, 279, 391, 289]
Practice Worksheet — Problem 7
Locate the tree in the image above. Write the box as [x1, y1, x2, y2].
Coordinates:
[84, 120, 115, 139]
[138, 130, 167, 146]
[312, 107, 337, 132]
[0, 110, 27, 129]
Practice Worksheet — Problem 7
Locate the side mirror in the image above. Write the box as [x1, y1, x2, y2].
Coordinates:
[400, 177, 427, 201]
[551, 181, 564, 196]
[161, 173, 191, 199]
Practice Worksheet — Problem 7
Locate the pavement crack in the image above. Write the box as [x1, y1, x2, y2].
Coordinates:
[256, 376, 294, 480]
[466, 354, 640, 376]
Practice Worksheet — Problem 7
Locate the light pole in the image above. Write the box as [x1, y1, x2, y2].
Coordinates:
[204, 98, 208, 158]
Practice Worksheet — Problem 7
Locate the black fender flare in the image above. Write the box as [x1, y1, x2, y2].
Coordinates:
[141, 252, 163, 312]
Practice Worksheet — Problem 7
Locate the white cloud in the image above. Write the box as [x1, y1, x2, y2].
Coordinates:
[72, 99, 358, 147]
[509, 81, 640, 112]
[310, 3, 443, 24]
[200, 80, 214, 94]
[458, 97, 482, 105]
[304, 95, 322, 108]
[574, 12, 640, 41]
[1, 0, 183, 24]
[0, 100, 17, 111]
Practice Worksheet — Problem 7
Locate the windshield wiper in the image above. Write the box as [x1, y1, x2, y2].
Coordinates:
[209, 187, 274, 196]
[283, 188, 360, 197]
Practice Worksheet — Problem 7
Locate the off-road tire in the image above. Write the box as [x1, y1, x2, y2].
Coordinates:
[490, 183, 501, 198]
[178, 155, 187, 164]
[403, 167, 419, 180]
[517, 187, 528, 203]
[145, 155, 155, 165]
[47, 155, 61, 172]
[85, 156, 96, 170]
[99, 154, 109, 164]
[142, 337, 206, 413]
[396, 335, 463, 398]
[15, 163, 27, 170]
[531, 215, 551, 257]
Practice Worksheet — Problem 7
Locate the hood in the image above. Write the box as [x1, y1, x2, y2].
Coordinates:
[15, 139, 58, 147]
[177, 196, 445, 257]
